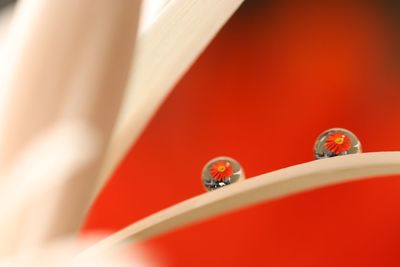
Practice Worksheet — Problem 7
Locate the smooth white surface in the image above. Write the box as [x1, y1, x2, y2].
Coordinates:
[139, 0, 170, 34]
[0, 5, 12, 44]
[0, 5, 13, 109]
[0, 0, 141, 254]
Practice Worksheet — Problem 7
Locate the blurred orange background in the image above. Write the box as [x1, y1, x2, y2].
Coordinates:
[84, 1, 400, 266]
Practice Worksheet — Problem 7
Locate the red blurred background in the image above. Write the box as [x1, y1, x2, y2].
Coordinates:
[84, 1, 400, 266]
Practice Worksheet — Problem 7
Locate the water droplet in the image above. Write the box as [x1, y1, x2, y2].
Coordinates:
[201, 157, 244, 191]
[314, 128, 362, 160]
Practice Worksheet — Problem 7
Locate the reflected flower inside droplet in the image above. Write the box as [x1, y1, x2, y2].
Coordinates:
[314, 128, 362, 160]
[201, 157, 244, 191]
[325, 133, 352, 154]
[209, 161, 233, 181]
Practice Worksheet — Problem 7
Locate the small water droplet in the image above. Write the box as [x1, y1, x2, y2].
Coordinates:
[314, 128, 362, 160]
[201, 157, 244, 191]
